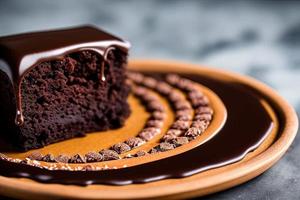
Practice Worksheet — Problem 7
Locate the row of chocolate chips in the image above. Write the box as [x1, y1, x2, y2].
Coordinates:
[132, 85, 166, 142]
[128, 72, 195, 155]
[27, 149, 121, 164]
[166, 74, 213, 139]
[132, 73, 213, 154]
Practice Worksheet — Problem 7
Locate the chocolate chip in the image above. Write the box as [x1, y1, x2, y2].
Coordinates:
[147, 101, 164, 112]
[194, 106, 213, 115]
[151, 111, 166, 120]
[176, 114, 193, 121]
[162, 134, 177, 142]
[159, 142, 175, 151]
[166, 74, 180, 85]
[146, 120, 163, 128]
[171, 120, 190, 130]
[55, 155, 70, 163]
[139, 129, 157, 141]
[125, 137, 145, 148]
[142, 93, 159, 102]
[188, 91, 203, 99]
[178, 79, 194, 90]
[191, 120, 209, 130]
[42, 154, 55, 162]
[85, 151, 103, 162]
[69, 154, 86, 163]
[128, 72, 144, 83]
[194, 114, 212, 121]
[171, 137, 189, 147]
[133, 86, 147, 96]
[111, 142, 131, 154]
[174, 101, 191, 110]
[168, 92, 183, 102]
[27, 152, 43, 161]
[176, 109, 192, 118]
[149, 148, 159, 154]
[135, 150, 148, 157]
[184, 127, 202, 137]
[156, 81, 172, 94]
[143, 77, 157, 88]
[191, 96, 209, 107]
[166, 129, 183, 136]
[100, 150, 120, 161]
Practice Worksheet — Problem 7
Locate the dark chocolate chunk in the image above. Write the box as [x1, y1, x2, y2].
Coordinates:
[149, 148, 159, 154]
[55, 155, 70, 163]
[188, 91, 203, 99]
[139, 129, 157, 141]
[69, 154, 86, 163]
[142, 93, 159, 102]
[143, 77, 157, 88]
[27, 152, 43, 161]
[194, 106, 213, 115]
[158, 142, 175, 151]
[125, 137, 145, 148]
[191, 96, 209, 107]
[171, 137, 189, 147]
[100, 150, 120, 161]
[162, 134, 177, 142]
[111, 143, 131, 154]
[135, 150, 148, 157]
[147, 101, 164, 112]
[168, 92, 183, 102]
[166, 129, 183, 136]
[156, 81, 172, 94]
[194, 114, 212, 121]
[171, 120, 190, 130]
[151, 111, 166, 120]
[174, 101, 191, 110]
[184, 127, 202, 137]
[133, 86, 147, 97]
[85, 152, 103, 162]
[127, 72, 144, 84]
[166, 74, 180, 85]
[191, 120, 209, 130]
[42, 154, 55, 162]
[146, 120, 163, 128]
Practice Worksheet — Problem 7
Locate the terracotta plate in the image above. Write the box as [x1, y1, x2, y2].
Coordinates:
[0, 60, 298, 200]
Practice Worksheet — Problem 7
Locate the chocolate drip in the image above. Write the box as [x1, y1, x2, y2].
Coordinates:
[0, 73, 275, 185]
[0, 26, 130, 126]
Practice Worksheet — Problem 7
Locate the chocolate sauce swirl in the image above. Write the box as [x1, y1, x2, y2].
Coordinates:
[0, 73, 274, 186]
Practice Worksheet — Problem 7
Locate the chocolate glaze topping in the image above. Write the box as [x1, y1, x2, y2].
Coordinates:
[0, 26, 130, 126]
[0, 72, 275, 186]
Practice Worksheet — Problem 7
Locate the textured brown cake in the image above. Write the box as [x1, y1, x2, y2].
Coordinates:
[0, 26, 131, 150]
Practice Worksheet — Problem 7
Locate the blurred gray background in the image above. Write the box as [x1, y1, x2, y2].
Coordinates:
[0, 0, 299, 199]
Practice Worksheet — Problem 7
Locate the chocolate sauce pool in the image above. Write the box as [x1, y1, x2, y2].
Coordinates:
[0, 72, 274, 186]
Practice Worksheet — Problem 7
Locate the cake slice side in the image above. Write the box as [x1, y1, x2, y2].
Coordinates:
[0, 49, 130, 150]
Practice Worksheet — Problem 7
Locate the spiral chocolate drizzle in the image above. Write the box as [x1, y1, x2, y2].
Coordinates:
[0, 72, 274, 185]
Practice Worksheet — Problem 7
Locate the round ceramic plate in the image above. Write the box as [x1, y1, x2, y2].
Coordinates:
[0, 60, 298, 200]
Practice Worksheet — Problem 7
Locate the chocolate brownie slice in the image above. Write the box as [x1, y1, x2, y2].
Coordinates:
[0, 26, 131, 150]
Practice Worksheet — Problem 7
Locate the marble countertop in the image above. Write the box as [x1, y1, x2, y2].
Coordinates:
[0, 0, 299, 199]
